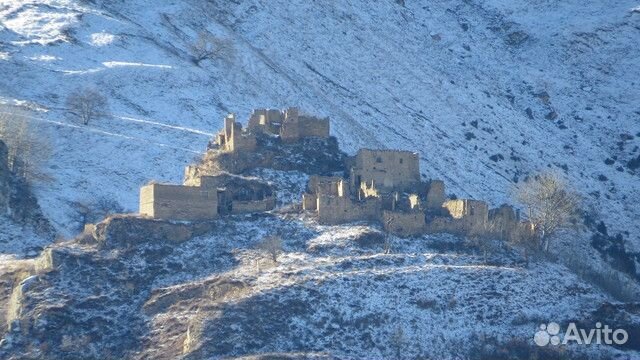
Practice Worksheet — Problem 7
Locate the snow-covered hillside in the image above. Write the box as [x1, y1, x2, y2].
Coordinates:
[1, 0, 639, 252]
[3, 213, 635, 359]
[1, 2, 639, 357]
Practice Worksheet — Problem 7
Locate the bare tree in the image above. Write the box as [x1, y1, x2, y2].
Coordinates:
[513, 172, 581, 252]
[0, 105, 52, 181]
[190, 32, 235, 65]
[66, 87, 108, 125]
[257, 235, 283, 263]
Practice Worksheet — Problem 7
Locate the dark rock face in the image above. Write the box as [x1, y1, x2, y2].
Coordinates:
[7, 175, 53, 235]
[93, 215, 208, 247]
[0, 139, 53, 236]
[589, 221, 639, 281]
[0, 215, 299, 359]
[2, 246, 155, 359]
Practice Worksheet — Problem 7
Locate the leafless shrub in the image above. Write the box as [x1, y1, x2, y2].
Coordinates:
[190, 32, 235, 65]
[257, 235, 283, 263]
[0, 105, 52, 181]
[75, 196, 124, 228]
[513, 172, 581, 252]
[66, 87, 109, 125]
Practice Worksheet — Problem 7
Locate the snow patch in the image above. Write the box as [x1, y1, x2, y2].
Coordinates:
[28, 54, 60, 62]
[102, 61, 173, 69]
[90, 32, 117, 46]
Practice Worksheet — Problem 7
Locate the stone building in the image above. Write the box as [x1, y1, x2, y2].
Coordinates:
[215, 107, 330, 153]
[214, 114, 257, 153]
[302, 149, 442, 232]
[425, 180, 446, 210]
[301, 146, 526, 239]
[186, 172, 275, 215]
[247, 107, 330, 141]
[350, 149, 421, 193]
[139, 183, 218, 221]
[247, 108, 285, 134]
[140, 168, 275, 221]
[382, 210, 428, 237]
[488, 204, 521, 241]
[139, 106, 529, 241]
[203, 107, 345, 175]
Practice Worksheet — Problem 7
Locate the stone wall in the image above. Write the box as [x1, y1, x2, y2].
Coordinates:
[425, 180, 445, 209]
[227, 121, 257, 152]
[92, 215, 213, 247]
[280, 108, 330, 142]
[297, 115, 330, 138]
[231, 197, 276, 214]
[409, 194, 421, 210]
[382, 210, 427, 236]
[443, 199, 466, 219]
[426, 216, 467, 235]
[139, 184, 218, 221]
[488, 205, 519, 239]
[302, 193, 317, 210]
[247, 108, 284, 134]
[183, 165, 202, 186]
[232, 132, 258, 152]
[308, 175, 348, 196]
[246, 107, 330, 141]
[351, 149, 420, 192]
[317, 195, 380, 225]
[442, 199, 489, 233]
[465, 200, 489, 228]
[216, 115, 257, 153]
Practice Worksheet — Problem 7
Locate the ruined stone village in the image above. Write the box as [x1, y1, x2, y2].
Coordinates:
[138, 107, 533, 242]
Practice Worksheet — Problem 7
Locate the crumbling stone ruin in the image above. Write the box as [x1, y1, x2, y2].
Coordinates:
[247, 107, 330, 141]
[139, 107, 531, 241]
[214, 107, 329, 153]
[140, 170, 275, 221]
[302, 148, 531, 240]
[139, 107, 334, 221]
[202, 107, 344, 175]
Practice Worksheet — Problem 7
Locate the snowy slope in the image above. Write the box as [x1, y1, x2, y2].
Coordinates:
[3, 214, 634, 359]
[1, 2, 639, 357]
[0, 0, 638, 252]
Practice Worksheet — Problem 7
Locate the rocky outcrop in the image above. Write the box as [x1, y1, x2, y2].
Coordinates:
[91, 215, 216, 248]
[0, 139, 53, 236]
[7, 176, 53, 235]
[203, 135, 347, 176]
